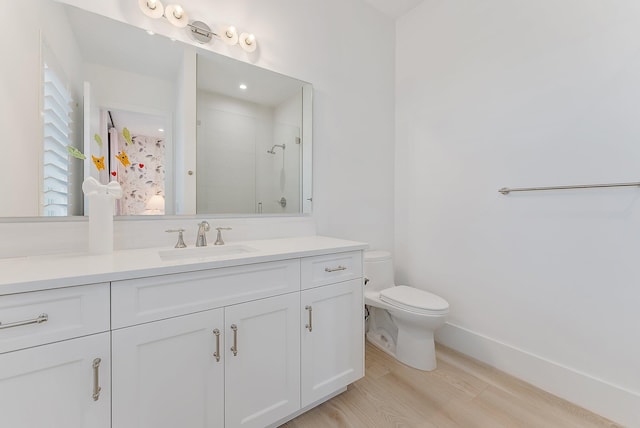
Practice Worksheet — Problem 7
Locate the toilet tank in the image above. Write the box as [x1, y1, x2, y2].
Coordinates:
[363, 250, 395, 292]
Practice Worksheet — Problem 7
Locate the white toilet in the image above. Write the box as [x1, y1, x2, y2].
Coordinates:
[364, 250, 449, 371]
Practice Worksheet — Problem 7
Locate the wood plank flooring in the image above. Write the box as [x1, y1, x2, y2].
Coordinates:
[282, 342, 622, 428]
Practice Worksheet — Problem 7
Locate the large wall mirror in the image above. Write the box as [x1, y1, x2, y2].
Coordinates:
[0, 0, 312, 219]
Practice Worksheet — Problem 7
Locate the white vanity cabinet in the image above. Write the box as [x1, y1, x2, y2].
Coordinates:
[0, 284, 111, 428]
[300, 251, 364, 408]
[0, 333, 111, 428]
[112, 292, 302, 428]
[300, 279, 364, 407]
[0, 238, 366, 428]
[111, 259, 303, 428]
[112, 308, 225, 428]
[225, 293, 301, 427]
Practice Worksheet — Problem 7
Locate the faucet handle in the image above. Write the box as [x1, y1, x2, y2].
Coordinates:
[214, 227, 232, 246]
[165, 229, 187, 248]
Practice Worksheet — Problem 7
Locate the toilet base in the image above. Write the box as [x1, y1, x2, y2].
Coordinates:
[366, 328, 438, 371]
[366, 330, 397, 358]
[394, 327, 437, 371]
[365, 305, 443, 372]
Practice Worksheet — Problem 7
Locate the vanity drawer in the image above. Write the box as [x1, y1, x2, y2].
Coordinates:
[301, 251, 362, 290]
[0, 283, 110, 354]
[111, 259, 300, 328]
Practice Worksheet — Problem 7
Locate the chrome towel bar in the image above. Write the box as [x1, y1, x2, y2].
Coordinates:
[499, 181, 640, 195]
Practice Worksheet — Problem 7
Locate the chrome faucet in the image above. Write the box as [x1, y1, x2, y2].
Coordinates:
[165, 229, 187, 248]
[214, 227, 232, 245]
[196, 221, 210, 247]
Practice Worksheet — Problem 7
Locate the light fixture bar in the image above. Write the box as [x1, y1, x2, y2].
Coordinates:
[137, 1, 257, 51]
[188, 21, 217, 43]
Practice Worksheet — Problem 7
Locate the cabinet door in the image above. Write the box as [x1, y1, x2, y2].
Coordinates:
[301, 279, 364, 407]
[225, 293, 300, 428]
[0, 333, 110, 428]
[112, 309, 224, 428]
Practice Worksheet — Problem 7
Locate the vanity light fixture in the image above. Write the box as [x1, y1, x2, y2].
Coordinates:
[165, 4, 189, 28]
[221, 25, 239, 45]
[189, 21, 213, 43]
[137, 1, 258, 52]
[138, 0, 164, 19]
[239, 32, 257, 53]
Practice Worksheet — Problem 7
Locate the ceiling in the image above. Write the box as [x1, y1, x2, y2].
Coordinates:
[361, 0, 424, 18]
[197, 51, 305, 107]
[66, 6, 183, 82]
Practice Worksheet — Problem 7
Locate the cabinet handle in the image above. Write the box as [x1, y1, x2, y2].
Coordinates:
[213, 329, 221, 362]
[230, 324, 238, 356]
[325, 265, 347, 273]
[92, 358, 102, 401]
[0, 313, 48, 330]
[305, 305, 313, 332]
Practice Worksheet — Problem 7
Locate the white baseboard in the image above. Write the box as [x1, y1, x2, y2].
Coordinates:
[436, 322, 639, 427]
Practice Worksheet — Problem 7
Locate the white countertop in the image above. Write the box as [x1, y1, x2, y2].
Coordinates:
[0, 235, 368, 295]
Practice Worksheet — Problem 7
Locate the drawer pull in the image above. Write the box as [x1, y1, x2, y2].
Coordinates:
[92, 358, 102, 401]
[213, 329, 221, 362]
[230, 324, 238, 356]
[325, 265, 347, 273]
[0, 313, 48, 330]
[305, 305, 313, 332]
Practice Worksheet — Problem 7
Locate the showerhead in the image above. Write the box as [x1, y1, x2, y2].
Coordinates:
[267, 144, 286, 154]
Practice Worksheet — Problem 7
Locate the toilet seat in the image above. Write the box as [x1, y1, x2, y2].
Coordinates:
[379, 286, 449, 316]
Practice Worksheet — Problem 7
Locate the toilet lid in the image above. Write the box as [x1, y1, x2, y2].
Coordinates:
[379, 286, 449, 315]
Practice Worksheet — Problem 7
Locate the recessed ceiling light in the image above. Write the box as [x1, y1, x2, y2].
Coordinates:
[146, 30, 155, 35]
[239, 84, 247, 90]
[158, 128, 165, 132]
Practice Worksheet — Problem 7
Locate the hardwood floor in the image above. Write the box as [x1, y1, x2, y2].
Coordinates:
[282, 342, 622, 428]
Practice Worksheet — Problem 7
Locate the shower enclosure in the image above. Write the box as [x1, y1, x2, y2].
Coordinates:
[195, 52, 306, 215]
[195, 98, 301, 214]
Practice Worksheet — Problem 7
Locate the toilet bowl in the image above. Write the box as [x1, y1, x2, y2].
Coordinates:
[364, 250, 449, 371]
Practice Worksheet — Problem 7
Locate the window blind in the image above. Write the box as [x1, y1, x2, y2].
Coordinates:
[42, 62, 74, 216]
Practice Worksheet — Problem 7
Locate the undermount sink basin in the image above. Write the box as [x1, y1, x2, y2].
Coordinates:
[159, 245, 257, 262]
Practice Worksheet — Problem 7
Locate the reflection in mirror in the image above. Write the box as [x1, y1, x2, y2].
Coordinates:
[106, 110, 168, 215]
[0, 0, 311, 218]
[64, 4, 180, 217]
[2, 1, 83, 217]
[196, 53, 311, 214]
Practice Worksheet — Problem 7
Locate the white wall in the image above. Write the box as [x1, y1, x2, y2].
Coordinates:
[83, 64, 175, 117]
[0, 0, 395, 255]
[175, 48, 197, 215]
[395, 1, 640, 425]
[196, 91, 265, 213]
